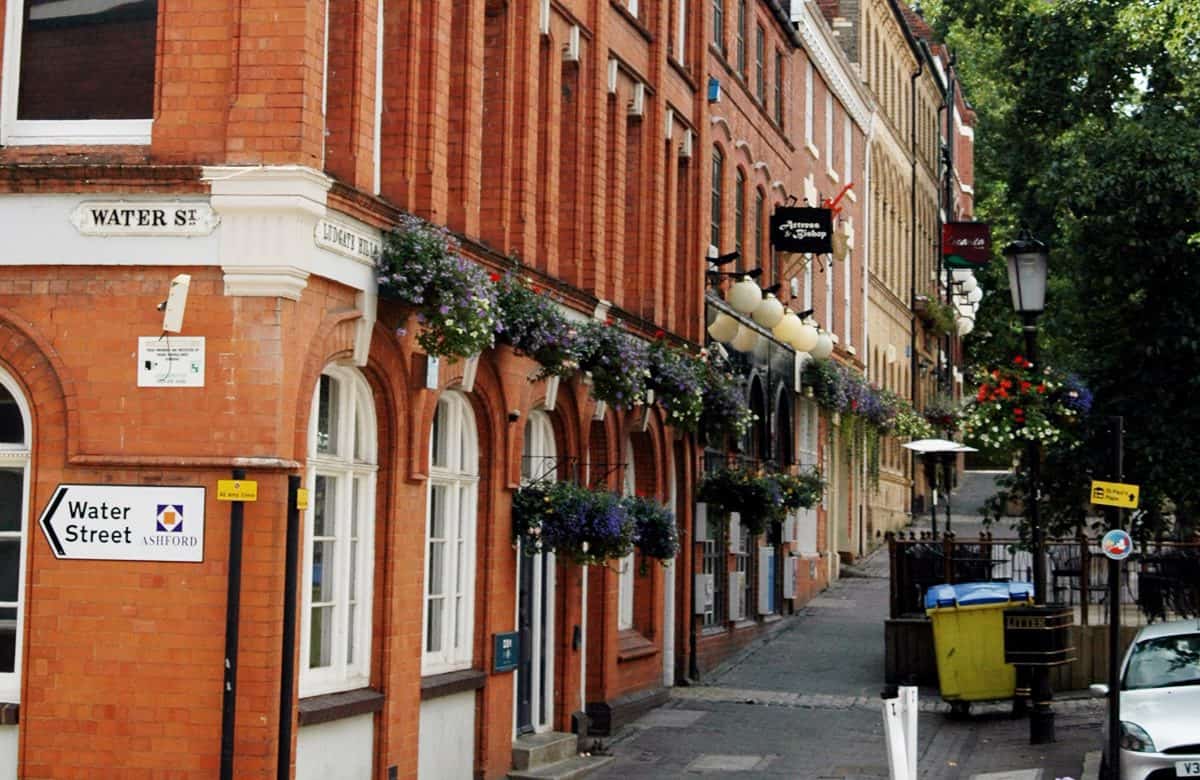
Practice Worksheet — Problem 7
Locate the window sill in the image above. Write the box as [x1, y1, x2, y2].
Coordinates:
[668, 59, 698, 92]
[617, 629, 658, 662]
[609, 0, 653, 42]
[732, 619, 758, 631]
[761, 613, 782, 624]
[298, 688, 384, 727]
[420, 668, 487, 701]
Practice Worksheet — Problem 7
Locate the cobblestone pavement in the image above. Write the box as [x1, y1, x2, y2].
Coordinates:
[593, 527, 1106, 779]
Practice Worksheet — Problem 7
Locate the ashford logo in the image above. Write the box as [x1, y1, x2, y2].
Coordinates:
[156, 504, 185, 533]
[39, 484, 206, 562]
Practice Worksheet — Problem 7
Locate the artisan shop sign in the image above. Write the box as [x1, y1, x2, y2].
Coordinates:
[770, 207, 833, 254]
[71, 201, 220, 237]
[314, 219, 381, 264]
[38, 484, 206, 562]
[942, 222, 992, 268]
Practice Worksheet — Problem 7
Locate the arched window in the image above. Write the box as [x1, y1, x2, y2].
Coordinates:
[618, 438, 636, 631]
[734, 168, 746, 271]
[423, 392, 480, 674]
[0, 369, 30, 703]
[302, 365, 378, 696]
[521, 409, 557, 485]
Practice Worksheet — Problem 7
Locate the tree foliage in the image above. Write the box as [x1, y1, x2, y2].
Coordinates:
[927, 0, 1200, 537]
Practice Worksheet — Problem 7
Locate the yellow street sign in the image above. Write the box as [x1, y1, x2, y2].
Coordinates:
[296, 488, 309, 511]
[1090, 480, 1139, 509]
[217, 479, 258, 502]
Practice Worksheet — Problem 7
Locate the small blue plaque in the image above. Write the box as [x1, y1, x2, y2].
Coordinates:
[493, 631, 520, 673]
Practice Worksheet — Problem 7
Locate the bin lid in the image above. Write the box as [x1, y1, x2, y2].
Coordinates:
[924, 581, 1034, 609]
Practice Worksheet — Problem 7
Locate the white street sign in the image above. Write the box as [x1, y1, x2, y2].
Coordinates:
[138, 337, 205, 387]
[39, 484, 206, 562]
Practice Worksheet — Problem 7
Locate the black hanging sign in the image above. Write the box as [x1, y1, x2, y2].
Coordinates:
[942, 221, 992, 268]
[770, 207, 833, 254]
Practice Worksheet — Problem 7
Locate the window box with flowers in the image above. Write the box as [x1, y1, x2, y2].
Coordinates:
[493, 274, 581, 379]
[647, 338, 707, 433]
[574, 320, 652, 410]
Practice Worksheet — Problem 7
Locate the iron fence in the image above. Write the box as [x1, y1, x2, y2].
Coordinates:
[887, 532, 1200, 626]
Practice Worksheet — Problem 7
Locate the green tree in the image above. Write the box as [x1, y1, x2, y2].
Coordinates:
[927, 0, 1200, 537]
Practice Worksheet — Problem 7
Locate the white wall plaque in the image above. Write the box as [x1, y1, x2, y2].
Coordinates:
[314, 219, 381, 265]
[71, 201, 220, 236]
[38, 484, 206, 562]
[138, 337, 205, 387]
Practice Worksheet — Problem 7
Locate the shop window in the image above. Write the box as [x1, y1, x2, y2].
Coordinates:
[2, 0, 158, 145]
[0, 370, 29, 703]
[423, 392, 480, 674]
[301, 367, 378, 697]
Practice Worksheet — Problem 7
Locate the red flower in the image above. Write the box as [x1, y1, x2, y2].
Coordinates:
[654, 329, 666, 340]
[1013, 355, 1025, 366]
[977, 386, 989, 402]
[1019, 381, 1031, 392]
[1013, 408, 1024, 416]
[1036, 384, 1046, 394]
[850, 399, 859, 410]
[489, 272, 501, 283]
[1000, 379, 1013, 389]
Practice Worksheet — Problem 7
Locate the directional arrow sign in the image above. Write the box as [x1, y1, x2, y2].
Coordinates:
[1090, 480, 1140, 510]
[39, 484, 206, 562]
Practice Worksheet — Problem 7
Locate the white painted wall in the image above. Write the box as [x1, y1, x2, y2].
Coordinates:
[0, 725, 15, 779]
[418, 692, 476, 780]
[296, 714, 374, 780]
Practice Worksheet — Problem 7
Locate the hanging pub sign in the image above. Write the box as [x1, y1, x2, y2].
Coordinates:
[942, 221, 992, 268]
[770, 207, 833, 254]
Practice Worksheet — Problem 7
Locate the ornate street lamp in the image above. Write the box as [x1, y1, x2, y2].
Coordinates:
[1003, 229, 1054, 745]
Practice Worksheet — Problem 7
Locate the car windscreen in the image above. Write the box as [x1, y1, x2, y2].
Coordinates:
[1123, 632, 1200, 690]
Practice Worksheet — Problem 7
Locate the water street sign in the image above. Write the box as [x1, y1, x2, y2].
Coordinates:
[1090, 480, 1140, 509]
[39, 484, 206, 562]
[1101, 529, 1133, 561]
[217, 480, 258, 502]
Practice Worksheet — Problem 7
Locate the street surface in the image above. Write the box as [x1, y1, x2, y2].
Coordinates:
[595, 500, 1105, 778]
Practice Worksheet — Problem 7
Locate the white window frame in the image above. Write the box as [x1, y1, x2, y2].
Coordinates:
[618, 439, 636, 631]
[300, 366, 378, 698]
[843, 120, 853, 184]
[825, 93, 835, 177]
[843, 248, 852, 346]
[0, 368, 30, 704]
[0, 0, 155, 146]
[804, 63, 815, 152]
[423, 392, 480, 675]
[675, 0, 687, 64]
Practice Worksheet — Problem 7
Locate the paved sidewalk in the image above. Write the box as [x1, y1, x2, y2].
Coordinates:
[593, 523, 1106, 779]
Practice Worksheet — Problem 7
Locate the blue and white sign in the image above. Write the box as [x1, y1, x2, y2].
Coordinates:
[39, 484, 206, 562]
[1101, 529, 1133, 561]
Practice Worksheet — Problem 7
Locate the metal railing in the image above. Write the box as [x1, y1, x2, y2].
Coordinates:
[887, 532, 1200, 626]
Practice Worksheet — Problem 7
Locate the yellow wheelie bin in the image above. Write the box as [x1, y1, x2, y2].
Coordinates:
[924, 581, 1034, 714]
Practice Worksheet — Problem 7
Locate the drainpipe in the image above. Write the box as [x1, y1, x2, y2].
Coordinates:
[277, 475, 302, 780]
[909, 56, 924, 517]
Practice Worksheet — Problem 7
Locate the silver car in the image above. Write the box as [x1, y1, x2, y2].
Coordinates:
[1091, 619, 1200, 779]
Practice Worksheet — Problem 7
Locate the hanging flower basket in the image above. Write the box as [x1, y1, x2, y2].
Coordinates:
[574, 319, 651, 409]
[772, 470, 824, 510]
[696, 466, 782, 535]
[622, 494, 679, 562]
[376, 215, 498, 360]
[701, 350, 756, 441]
[494, 274, 581, 379]
[511, 481, 634, 565]
[647, 338, 706, 433]
[962, 356, 1090, 451]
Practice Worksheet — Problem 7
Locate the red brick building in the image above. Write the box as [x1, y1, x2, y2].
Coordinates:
[0, 0, 966, 777]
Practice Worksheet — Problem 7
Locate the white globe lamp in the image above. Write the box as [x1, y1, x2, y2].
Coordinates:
[731, 324, 760, 353]
[728, 276, 763, 315]
[707, 312, 739, 342]
[752, 293, 784, 329]
[810, 330, 834, 359]
[772, 309, 802, 345]
[792, 320, 819, 353]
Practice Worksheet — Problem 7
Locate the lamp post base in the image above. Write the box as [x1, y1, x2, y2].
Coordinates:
[1030, 668, 1056, 744]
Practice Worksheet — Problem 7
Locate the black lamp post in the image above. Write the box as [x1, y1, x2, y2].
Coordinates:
[1004, 229, 1054, 744]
